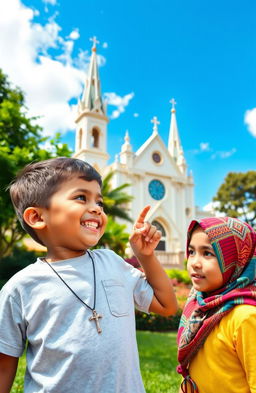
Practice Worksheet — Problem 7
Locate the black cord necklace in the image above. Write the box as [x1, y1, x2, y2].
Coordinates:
[42, 250, 103, 334]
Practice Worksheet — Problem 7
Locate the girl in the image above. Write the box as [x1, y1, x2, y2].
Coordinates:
[177, 216, 256, 393]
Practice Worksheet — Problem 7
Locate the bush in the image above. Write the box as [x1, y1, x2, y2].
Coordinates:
[0, 247, 43, 289]
[165, 269, 191, 285]
[136, 308, 182, 332]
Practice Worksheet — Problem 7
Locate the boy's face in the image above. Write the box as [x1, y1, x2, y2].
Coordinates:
[187, 227, 223, 293]
[39, 176, 107, 260]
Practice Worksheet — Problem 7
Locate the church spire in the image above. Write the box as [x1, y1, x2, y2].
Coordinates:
[79, 36, 105, 115]
[168, 98, 187, 173]
[120, 130, 133, 167]
[168, 98, 182, 161]
[74, 37, 109, 171]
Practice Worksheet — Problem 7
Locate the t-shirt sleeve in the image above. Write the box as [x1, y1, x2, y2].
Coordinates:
[234, 308, 256, 393]
[0, 287, 26, 357]
[115, 253, 153, 313]
[133, 272, 154, 313]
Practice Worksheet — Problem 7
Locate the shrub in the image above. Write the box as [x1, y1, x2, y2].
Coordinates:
[136, 308, 182, 332]
[174, 281, 191, 309]
[165, 269, 191, 285]
[0, 247, 43, 289]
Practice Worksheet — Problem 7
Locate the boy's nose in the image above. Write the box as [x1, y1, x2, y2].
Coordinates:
[88, 203, 102, 214]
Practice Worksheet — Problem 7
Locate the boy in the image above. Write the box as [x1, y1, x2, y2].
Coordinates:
[0, 157, 177, 393]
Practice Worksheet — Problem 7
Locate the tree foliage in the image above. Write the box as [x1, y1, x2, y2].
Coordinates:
[213, 171, 256, 228]
[95, 217, 129, 257]
[102, 170, 133, 222]
[95, 171, 133, 256]
[0, 69, 72, 258]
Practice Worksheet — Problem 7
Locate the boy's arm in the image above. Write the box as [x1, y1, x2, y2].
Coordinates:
[129, 206, 178, 316]
[0, 353, 18, 393]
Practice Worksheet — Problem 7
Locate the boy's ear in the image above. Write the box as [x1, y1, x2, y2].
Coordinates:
[23, 207, 46, 230]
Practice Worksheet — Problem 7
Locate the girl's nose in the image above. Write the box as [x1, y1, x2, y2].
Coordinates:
[191, 254, 202, 268]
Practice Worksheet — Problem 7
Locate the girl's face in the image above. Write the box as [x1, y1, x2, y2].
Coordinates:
[187, 226, 224, 293]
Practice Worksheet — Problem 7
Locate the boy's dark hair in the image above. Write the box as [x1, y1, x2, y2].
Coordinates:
[9, 157, 102, 246]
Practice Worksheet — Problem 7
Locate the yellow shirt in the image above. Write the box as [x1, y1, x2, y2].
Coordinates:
[188, 305, 256, 393]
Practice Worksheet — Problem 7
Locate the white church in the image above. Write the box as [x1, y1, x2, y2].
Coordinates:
[73, 39, 210, 269]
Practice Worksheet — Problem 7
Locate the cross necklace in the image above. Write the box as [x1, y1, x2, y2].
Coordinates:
[42, 251, 103, 334]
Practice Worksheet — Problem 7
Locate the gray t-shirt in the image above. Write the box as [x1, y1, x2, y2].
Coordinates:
[0, 249, 153, 393]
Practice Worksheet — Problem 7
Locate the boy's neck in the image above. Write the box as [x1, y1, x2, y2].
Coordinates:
[44, 250, 87, 263]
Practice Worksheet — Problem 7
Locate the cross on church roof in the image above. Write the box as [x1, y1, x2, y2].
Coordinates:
[90, 36, 99, 51]
[151, 116, 160, 133]
[170, 98, 177, 112]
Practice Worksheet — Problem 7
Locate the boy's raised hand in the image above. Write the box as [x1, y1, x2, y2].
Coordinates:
[129, 205, 162, 257]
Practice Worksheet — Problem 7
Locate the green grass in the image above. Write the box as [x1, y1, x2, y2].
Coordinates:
[11, 331, 180, 393]
[11, 354, 26, 393]
[137, 331, 180, 393]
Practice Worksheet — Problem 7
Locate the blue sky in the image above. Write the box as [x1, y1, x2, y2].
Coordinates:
[0, 0, 255, 209]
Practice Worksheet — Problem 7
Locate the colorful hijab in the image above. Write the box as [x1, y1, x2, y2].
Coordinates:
[177, 217, 256, 393]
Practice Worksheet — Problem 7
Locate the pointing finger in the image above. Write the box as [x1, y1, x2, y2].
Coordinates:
[135, 205, 151, 226]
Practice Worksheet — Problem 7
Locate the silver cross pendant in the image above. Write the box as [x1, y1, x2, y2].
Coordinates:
[89, 309, 103, 334]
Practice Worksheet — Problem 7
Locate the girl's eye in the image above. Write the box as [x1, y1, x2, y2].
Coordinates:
[76, 195, 86, 201]
[188, 249, 195, 256]
[204, 251, 215, 257]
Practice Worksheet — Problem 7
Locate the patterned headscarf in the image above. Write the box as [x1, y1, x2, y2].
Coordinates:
[177, 217, 256, 393]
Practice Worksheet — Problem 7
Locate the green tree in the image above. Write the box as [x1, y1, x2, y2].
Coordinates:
[213, 171, 256, 228]
[95, 217, 130, 256]
[102, 170, 133, 222]
[0, 69, 72, 259]
[95, 170, 134, 257]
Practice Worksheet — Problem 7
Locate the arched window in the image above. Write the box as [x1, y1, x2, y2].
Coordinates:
[152, 220, 166, 251]
[91, 127, 100, 148]
[78, 129, 83, 150]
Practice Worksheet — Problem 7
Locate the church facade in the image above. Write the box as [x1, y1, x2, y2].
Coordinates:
[73, 41, 207, 269]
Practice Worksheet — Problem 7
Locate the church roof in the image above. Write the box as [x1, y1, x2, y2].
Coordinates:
[134, 119, 185, 179]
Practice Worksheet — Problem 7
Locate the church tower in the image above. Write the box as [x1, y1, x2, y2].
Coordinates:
[168, 98, 187, 174]
[74, 37, 109, 172]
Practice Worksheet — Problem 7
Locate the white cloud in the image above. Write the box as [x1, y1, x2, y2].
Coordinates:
[133, 113, 139, 118]
[244, 108, 256, 137]
[190, 142, 211, 154]
[202, 201, 225, 216]
[42, 0, 57, 5]
[199, 142, 210, 151]
[0, 0, 105, 137]
[69, 29, 80, 40]
[0, 0, 131, 136]
[104, 92, 134, 119]
[102, 42, 108, 49]
[190, 142, 236, 160]
[202, 201, 215, 212]
[211, 148, 237, 160]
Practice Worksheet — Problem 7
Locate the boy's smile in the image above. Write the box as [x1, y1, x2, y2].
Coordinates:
[39, 177, 107, 261]
[187, 227, 223, 293]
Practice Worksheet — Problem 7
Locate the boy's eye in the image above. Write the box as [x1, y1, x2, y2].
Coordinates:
[76, 195, 86, 201]
[97, 200, 104, 208]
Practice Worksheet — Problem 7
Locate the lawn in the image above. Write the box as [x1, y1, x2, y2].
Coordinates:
[11, 331, 180, 393]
